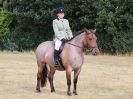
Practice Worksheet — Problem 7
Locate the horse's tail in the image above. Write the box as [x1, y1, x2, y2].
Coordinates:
[41, 64, 48, 87]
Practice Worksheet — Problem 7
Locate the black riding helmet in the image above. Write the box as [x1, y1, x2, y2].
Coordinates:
[56, 7, 65, 14]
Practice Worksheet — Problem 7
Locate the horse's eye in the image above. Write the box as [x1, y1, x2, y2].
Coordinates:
[89, 38, 92, 40]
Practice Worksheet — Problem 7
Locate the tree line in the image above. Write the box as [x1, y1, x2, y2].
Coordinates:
[0, 0, 133, 54]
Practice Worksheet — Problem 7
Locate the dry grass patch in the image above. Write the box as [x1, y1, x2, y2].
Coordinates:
[0, 52, 133, 99]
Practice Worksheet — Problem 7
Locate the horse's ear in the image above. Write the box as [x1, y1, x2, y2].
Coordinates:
[84, 28, 91, 34]
[93, 29, 96, 33]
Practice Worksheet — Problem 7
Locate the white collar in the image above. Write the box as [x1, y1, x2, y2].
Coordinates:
[58, 17, 64, 21]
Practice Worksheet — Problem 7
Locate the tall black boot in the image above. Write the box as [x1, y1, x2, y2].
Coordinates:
[54, 50, 60, 66]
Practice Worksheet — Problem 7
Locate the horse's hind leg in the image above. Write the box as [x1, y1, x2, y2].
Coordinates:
[36, 62, 44, 92]
[73, 69, 81, 95]
[48, 67, 55, 92]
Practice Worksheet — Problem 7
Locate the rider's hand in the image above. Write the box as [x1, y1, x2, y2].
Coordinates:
[65, 37, 72, 40]
[67, 37, 70, 40]
[61, 38, 67, 43]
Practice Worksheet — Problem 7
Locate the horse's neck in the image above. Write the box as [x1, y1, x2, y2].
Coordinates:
[69, 33, 86, 52]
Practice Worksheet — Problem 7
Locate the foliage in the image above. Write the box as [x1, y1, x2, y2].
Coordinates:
[0, 0, 133, 54]
[0, 9, 14, 37]
[95, 0, 133, 54]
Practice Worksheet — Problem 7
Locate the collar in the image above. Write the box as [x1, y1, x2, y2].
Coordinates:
[57, 17, 64, 21]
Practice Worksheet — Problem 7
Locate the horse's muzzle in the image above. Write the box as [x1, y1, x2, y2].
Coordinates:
[91, 47, 99, 56]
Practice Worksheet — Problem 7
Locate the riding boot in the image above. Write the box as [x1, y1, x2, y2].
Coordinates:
[54, 50, 60, 66]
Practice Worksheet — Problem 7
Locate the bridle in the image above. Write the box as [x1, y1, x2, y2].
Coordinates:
[66, 30, 98, 52]
[67, 42, 97, 52]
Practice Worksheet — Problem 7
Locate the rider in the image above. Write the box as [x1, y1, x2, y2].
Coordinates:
[53, 7, 73, 66]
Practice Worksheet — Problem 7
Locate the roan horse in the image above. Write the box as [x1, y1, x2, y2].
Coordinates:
[35, 28, 99, 96]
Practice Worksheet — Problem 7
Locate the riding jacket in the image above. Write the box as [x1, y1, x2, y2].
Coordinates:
[53, 18, 73, 41]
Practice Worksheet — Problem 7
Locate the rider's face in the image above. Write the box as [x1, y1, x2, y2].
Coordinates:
[57, 13, 64, 19]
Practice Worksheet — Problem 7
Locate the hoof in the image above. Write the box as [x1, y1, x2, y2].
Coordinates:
[67, 92, 72, 96]
[51, 89, 55, 93]
[36, 88, 41, 93]
[73, 91, 78, 95]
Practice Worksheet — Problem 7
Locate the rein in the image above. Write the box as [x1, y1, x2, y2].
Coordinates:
[59, 28, 97, 52]
[67, 42, 96, 52]
[65, 29, 86, 49]
[66, 29, 97, 52]
[67, 42, 83, 49]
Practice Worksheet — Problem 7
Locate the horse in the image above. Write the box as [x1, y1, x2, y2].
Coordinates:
[35, 28, 99, 96]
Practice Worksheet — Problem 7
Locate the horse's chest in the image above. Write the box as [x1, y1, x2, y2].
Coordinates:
[71, 55, 83, 68]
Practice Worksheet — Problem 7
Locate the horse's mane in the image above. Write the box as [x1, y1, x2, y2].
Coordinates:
[68, 28, 86, 41]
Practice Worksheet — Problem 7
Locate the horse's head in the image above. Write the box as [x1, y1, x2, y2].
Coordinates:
[83, 28, 99, 55]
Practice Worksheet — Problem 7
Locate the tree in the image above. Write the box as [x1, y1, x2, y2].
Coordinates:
[0, 0, 133, 54]
[95, 0, 133, 54]
[0, 9, 14, 37]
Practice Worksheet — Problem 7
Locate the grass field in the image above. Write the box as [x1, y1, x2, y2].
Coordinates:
[0, 51, 133, 99]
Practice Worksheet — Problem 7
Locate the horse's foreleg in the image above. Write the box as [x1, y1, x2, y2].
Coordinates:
[66, 67, 72, 96]
[73, 69, 81, 95]
[48, 67, 55, 92]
